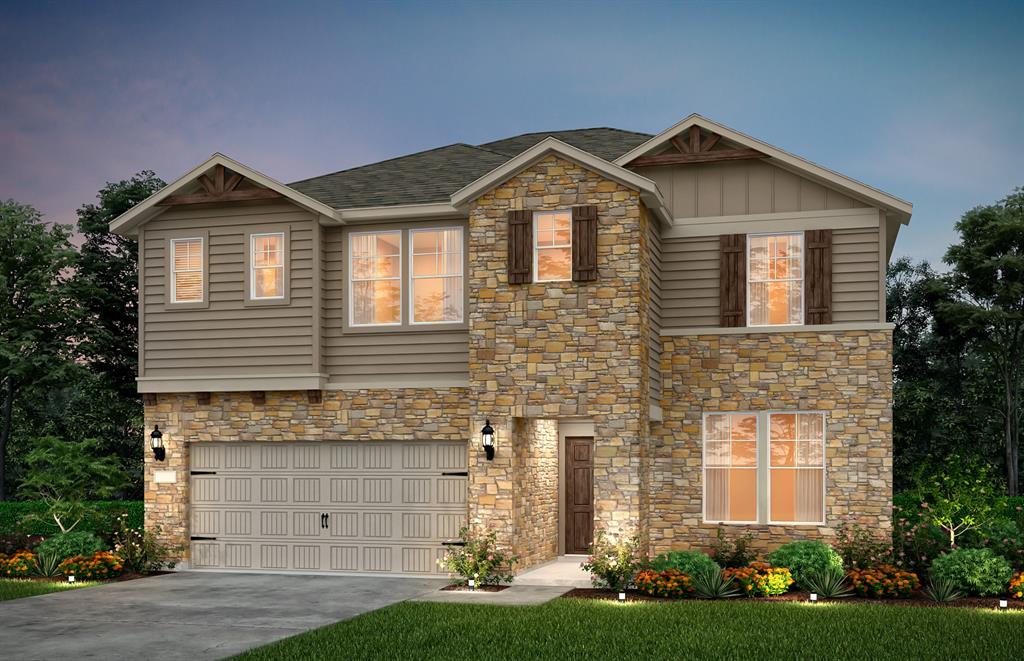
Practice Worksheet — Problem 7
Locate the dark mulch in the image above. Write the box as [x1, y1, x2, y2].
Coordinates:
[563, 588, 1023, 610]
[22, 570, 172, 584]
[441, 583, 509, 593]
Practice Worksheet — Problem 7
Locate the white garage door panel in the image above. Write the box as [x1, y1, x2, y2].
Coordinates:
[189, 441, 467, 574]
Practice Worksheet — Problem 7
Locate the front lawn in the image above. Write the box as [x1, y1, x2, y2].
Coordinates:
[235, 598, 1022, 660]
[0, 579, 95, 602]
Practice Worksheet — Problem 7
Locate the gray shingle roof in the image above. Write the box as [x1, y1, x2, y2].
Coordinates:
[477, 127, 652, 162]
[288, 128, 653, 210]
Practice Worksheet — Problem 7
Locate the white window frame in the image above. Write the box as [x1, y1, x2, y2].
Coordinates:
[409, 226, 464, 325]
[533, 210, 572, 283]
[701, 411, 760, 525]
[170, 237, 204, 304]
[249, 232, 285, 300]
[767, 411, 827, 526]
[702, 410, 827, 526]
[348, 229, 402, 328]
[746, 232, 804, 327]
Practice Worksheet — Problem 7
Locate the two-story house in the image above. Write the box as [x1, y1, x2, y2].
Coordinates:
[110, 114, 910, 575]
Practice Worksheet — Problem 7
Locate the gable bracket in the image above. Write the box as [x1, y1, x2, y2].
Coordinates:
[157, 164, 283, 206]
[627, 127, 765, 167]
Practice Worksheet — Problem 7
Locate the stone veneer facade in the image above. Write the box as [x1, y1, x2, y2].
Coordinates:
[466, 155, 651, 564]
[144, 389, 469, 551]
[649, 330, 893, 554]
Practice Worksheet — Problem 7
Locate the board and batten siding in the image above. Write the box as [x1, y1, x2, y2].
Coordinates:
[646, 212, 663, 409]
[637, 160, 869, 220]
[140, 201, 317, 380]
[321, 227, 469, 387]
[660, 225, 882, 329]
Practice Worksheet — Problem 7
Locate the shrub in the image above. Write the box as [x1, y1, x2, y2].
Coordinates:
[967, 518, 1024, 571]
[847, 564, 920, 598]
[37, 531, 105, 561]
[649, 550, 720, 577]
[438, 527, 517, 586]
[634, 569, 695, 598]
[802, 566, 853, 599]
[767, 541, 843, 588]
[910, 455, 1000, 548]
[723, 561, 794, 597]
[111, 515, 180, 573]
[1009, 572, 1023, 600]
[0, 533, 40, 554]
[835, 519, 892, 569]
[892, 498, 947, 575]
[1, 550, 36, 578]
[691, 567, 740, 599]
[929, 548, 1013, 597]
[708, 526, 756, 568]
[581, 529, 643, 592]
[58, 551, 123, 580]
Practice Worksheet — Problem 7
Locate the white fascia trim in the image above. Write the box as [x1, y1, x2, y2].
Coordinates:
[137, 372, 327, 393]
[338, 202, 465, 222]
[109, 153, 344, 236]
[664, 207, 880, 239]
[450, 137, 673, 227]
[615, 114, 913, 224]
[661, 322, 894, 337]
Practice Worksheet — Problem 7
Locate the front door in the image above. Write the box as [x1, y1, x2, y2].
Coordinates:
[564, 436, 594, 554]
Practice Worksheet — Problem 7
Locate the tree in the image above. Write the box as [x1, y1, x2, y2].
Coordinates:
[17, 436, 128, 533]
[937, 188, 1024, 496]
[913, 454, 999, 548]
[73, 171, 165, 395]
[0, 201, 77, 499]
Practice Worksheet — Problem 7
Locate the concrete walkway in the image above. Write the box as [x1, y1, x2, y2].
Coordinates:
[411, 584, 570, 605]
[515, 555, 592, 588]
[0, 571, 446, 661]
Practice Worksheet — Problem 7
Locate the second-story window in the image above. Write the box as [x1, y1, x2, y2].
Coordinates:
[534, 210, 572, 282]
[250, 232, 285, 299]
[411, 227, 463, 323]
[170, 237, 204, 304]
[748, 232, 803, 326]
[350, 230, 402, 326]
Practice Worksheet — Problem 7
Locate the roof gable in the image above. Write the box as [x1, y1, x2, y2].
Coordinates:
[109, 153, 341, 236]
[616, 114, 912, 223]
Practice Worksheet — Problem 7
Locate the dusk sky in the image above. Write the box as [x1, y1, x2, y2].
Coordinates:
[2, 0, 1022, 265]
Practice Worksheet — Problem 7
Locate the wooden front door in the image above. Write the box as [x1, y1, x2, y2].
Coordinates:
[564, 436, 594, 554]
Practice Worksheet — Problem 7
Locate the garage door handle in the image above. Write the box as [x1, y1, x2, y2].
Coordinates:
[441, 471, 468, 476]
[321, 512, 329, 529]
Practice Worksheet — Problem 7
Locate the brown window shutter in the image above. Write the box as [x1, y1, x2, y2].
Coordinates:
[507, 209, 532, 284]
[719, 234, 746, 327]
[571, 205, 598, 281]
[804, 229, 832, 324]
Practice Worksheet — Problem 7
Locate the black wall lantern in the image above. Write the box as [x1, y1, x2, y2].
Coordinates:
[150, 425, 166, 462]
[481, 420, 495, 461]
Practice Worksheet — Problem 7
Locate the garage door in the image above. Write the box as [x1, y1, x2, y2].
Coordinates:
[188, 441, 467, 574]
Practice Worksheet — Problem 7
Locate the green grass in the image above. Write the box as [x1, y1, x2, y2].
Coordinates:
[235, 598, 1023, 661]
[0, 578, 96, 601]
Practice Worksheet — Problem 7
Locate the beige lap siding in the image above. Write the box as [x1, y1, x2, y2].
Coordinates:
[649, 330, 892, 554]
[144, 389, 470, 556]
[140, 200, 317, 379]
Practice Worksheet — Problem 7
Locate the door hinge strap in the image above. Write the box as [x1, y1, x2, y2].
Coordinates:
[190, 536, 217, 541]
[441, 471, 468, 476]
[190, 471, 217, 475]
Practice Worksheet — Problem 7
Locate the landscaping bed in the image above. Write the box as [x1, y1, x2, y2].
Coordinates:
[440, 583, 509, 592]
[564, 587, 1024, 610]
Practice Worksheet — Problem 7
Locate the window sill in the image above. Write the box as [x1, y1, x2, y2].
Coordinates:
[244, 297, 291, 308]
[341, 322, 468, 335]
[162, 300, 210, 311]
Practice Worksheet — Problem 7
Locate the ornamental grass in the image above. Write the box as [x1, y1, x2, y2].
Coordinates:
[847, 564, 920, 599]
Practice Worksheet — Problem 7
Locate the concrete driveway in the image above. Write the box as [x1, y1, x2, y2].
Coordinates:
[0, 571, 447, 660]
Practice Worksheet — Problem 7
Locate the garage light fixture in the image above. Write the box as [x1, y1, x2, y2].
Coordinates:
[481, 420, 495, 461]
[151, 425, 166, 462]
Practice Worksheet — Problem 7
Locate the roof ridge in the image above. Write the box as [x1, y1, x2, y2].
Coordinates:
[288, 142, 495, 185]
[477, 126, 653, 146]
